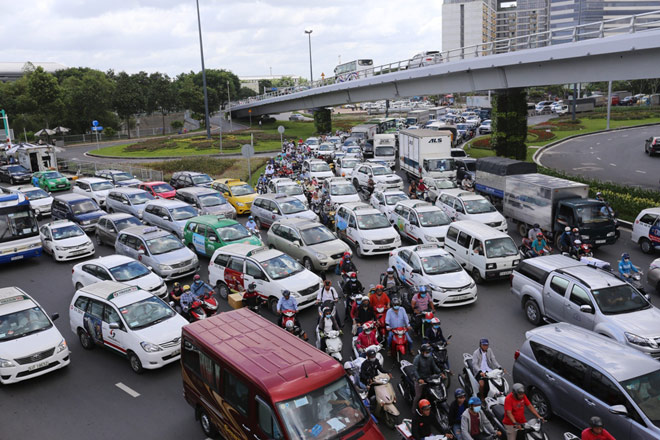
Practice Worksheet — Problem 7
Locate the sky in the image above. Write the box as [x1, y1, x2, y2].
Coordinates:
[3, 0, 444, 80]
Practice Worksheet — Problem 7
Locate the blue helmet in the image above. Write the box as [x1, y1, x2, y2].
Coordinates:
[419, 285, 428, 293]
[468, 396, 481, 406]
[249, 216, 254, 220]
[622, 253, 630, 260]
[455, 388, 466, 398]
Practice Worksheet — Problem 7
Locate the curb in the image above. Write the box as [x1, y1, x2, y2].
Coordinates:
[84, 150, 279, 160]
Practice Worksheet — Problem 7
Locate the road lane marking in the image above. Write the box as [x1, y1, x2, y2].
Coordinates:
[116, 382, 140, 398]
[635, 170, 647, 174]
[610, 163, 617, 167]
[596, 157, 601, 160]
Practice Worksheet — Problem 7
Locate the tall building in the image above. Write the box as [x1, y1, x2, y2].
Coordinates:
[442, 0, 498, 55]
[496, 0, 550, 49]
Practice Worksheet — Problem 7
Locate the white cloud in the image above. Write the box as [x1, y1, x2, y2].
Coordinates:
[2, 0, 443, 79]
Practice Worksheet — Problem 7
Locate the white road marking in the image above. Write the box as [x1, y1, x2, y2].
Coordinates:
[635, 170, 647, 174]
[115, 382, 140, 398]
[622, 134, 629, 137]
[610, 163, 617, 167]
[596, 142, 600, 145]
[596, 157, 601, 160]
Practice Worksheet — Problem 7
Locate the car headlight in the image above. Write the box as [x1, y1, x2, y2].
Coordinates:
[140, 341, 163, 352]
[55, 246, 66, 251]
[362, 239, 374, 245]
[486, 263, 496, 270]
[291, 292, 301, 298]
[314, 251, 328, 260]
[236, 202, 245, 207]
[81, 220, 91, 225]
[607, 231, 615, 237]
[651, 262, 660, 271]
[581, 235, 590, 240]
[138, 210, 144, 219]
[625, 332, 657, 348]
[512, 259, 521, 266]
[429, 284, 446, 293]
[56, 339, 68, 353]
[468, 281, 476, 289]
[424, 235, 438, 242]
[0, 358, 16, 368]
[159, 264, 173, 270]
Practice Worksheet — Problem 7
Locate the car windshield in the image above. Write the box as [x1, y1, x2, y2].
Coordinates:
[109, 261, 151, 281]
[331, 184, 357, 196]
[433, 179, 456, 190]
[7, 165, 29, 173]
[114, 216, 142, 230]
[217, 223, 251, 242]
[198, 193, 227, 207]
[621, 369, 660, 428]
[119, 296, 175, 330]
[341, 159, 360, 169]
[279, 184, 303, 196]
[146, 234, 183, 254]
[24, 188, 49, 200]
[113, 172, 134, 182]
[0, 208, 39, 243]
[421, 254, 463, 275]
[372, 166, 393, 176]
[357, 213, 391, 230]
[152, 183, 174, 193]
[319, 145, 333, 151]
[464, 198, 496, 214]
[463, 162, 476, 172]
[456, 124, 469, 130]
[281, 200, 307, 214]
[91, 181, 114, 191]
[43, 171, 64, 179]
[418, 210, 451, 227]
[485, 237, 519, 258]
[0, 306, 52, 342]
[375, 146, 395, 156]
[306, 139, 319, 145]
[576, 203, 612, 224]
[260, 253, 304, 280]
[592, 284, 651, 315]
[310, 162, 331, 172]
[231, 184, 255, 196]
[276, 376, 368, 440]
[71, 200, 100, 215]
[192, 174, 212, 185]
[425, 158, 456, 172]
[128, 192, 155, 205]
[51, 224, 84, 240]
[301, 225, 336, 245]
[170, 205, 197, 221]
[385, 193, 409, 205]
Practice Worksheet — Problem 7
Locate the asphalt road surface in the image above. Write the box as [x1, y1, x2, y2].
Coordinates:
[538, 124, 660, 190]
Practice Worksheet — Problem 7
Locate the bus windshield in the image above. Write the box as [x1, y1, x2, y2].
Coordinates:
[0, 206, 39, 243]
[275, 376, 368, 440]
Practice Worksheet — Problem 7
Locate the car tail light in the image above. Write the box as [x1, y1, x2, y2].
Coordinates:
[72, 268, 75, 274]
[509, 273, 514, 286]
[514, 350, 520, 360]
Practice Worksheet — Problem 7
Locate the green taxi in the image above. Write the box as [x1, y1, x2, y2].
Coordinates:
[34, 170, 71, 192]
[183, 215, 263, 257]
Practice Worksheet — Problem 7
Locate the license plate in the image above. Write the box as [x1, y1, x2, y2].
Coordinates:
[595, 240, 606, 244]
[57, 184, 65, 188]
[378, 245, 390, 250]
[10, 255, 24, 261]
[28, 361, 49, 371]
[500, 270, 512, 276]
[454, 294, 473, 301]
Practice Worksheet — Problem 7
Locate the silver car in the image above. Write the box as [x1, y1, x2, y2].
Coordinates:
[115, 225, 199, 281]
[106, 187, 155, 219]
[95, 213, 143, 246]
[266, 218, 350, 272]
[142, 199, 198, 239]
[5, 185, 53, 218]
[514, 323, 660, 439]
[174, 186, 236, 218]
[649, 258, 660, 293]
[251, 194, 318, 229]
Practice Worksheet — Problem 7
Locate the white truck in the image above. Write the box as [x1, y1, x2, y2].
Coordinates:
[372, 134, 397, 167]
[398, 129, 455, 180]
[350, 124, 378, 141]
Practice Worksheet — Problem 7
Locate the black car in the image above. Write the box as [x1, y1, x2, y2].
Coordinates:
[169, 171, 213, 189]
[361, 141, 374, 158]
[645, 137, 660, 156]
[0, 165, 32, 184]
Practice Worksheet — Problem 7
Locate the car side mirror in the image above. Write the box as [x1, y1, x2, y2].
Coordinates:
[162, 215, 169, 220]
[412, 268, 421, 275]
[579, 304, 594, 314]
[609, 404, 628, 416]
[209, 236, 217, 242]
[50, 313, 59, 321]
[109, 323, 120, 330]
[294, 241, 301, 247]
[223, 192, 230, 197]
[138, 249, 145, 255]
[122, 200, 129, 205]
[147, 266, 153, 271]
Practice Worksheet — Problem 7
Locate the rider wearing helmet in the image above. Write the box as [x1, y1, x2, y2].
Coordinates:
[385, 297, 412, 353]
[242, 282, 259, 310]
[369, 284, 391, 311]
[424, 317, 448, 345]
[531, 232, 550, 257]
[190, 274, 213, 300]
[342, 271, 364, 315]
[245, 216, 257, 232]
[411, 286, 435, 334]
[276, 289, 300, 326]
[340, 254, 357, 277]
[559, 226, 573, 252]
[527, 223, 543, 240]
[352, 295, 375, 334]
[502, 383, 545, 440]
[355, 321, 379, 353]
[344, 360, 367, 391]
[618, 252, 640, 279]
[411, 398, 456, 440]
[380, 267, 402, 290]
[317, 306, 340, 352]
[169, 281, 184, 304]
[359, 346, 389, 399]
[448, 388, 468, 439]
[178, 285, 196, 318]
[411, 343, 443, 411]
[581, 416, 615, 440]
[462, 397, 500, 440]
[317, 279, 342, 327]
[471, 338, 502, 400]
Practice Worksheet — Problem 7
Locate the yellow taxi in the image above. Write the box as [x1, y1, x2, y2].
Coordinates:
[210, 178, 257, 215]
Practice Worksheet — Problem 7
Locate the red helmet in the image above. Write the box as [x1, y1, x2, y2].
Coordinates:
[349, 272, 357, 279]
[430, 317, 441, 325]
[424, 312, 434, 321]
[375, 284, 384, 291]
[419, 399, 432, 410]
[363, 321, 374, 330]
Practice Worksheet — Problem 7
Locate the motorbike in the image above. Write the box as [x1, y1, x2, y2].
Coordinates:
[171, 299, 207, 322]
[243, 293, 265, 314]
[395, 420, 449, 440]
[622, 271, 646, 295]
[316, 328, 343, 361]
[390, 327, 410, 364]
[384, 284, 413, 313]
[369, 373, 400, 429]
[199, 290, 218, 316]
[351, 339, 384, 366]
[256, 181, 267, 194]
[430, 336, 452, 389]
[563, 242, 593, 260]
[341, 278, 364, 317]
[458, 353, 510, 401]
[519, 238, 551, 259]
[281, 309, 308, 340]
[374, 305, 388, 339]
[398, 360, 451, 432]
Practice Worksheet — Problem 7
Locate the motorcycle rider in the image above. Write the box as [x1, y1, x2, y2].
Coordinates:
[471, 338, 503, 401]
[412, 399, 456, 440]
[178, 285, 196, 320]
[448, 388, 469, 440]
[503, 383, 545, 440]
[317, 306, 340, 352]
[618, 252, 640, 279]
[411, 286, 435, 334]
[461, 397, 501, 440]
[559, 226, 573, 252]
[355, 321, 379, 355]
[360, 346, 390, 400]
[570, 239, 586, 259]
[242, 282, 260, 311]
[276, 289, 301, 328]
[571, 227, 581, 243]
[424, 317, 448, 346]
[190, 274, 213, 300]
[581, 416, 615, 440]
[409, 179, 419, 198]
[317, 280, 342, 327]
[385, 297, 412, 353]
[369, 284, 391, 312]
[411, 343, 444, 411]
[344, 360, 367, 392]
[340, 255, 358, 279]
[342, 271, 363, 315]
[169, 282, 184, 311]
[461, 175, 474, 191]
[527, 223, 543, 240]
[352, 296, 375, 335]
[380, 267, 401, 290]
[245, 216, 258, 233]
[531, 232, 551, 257]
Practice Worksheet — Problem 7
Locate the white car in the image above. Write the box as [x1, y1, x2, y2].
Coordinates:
[435, 189, 507, 232]
[267, 178, 307, 205]
[305, 137, 320, 153]
[0, 287, 70, 384]
[370, 189, 410, 217]
[422, 177, 457, 203]
[478, 120, 492, 135]
[631, 207, 660, 254]
[351, 163, 403, 192]
[334, 157, 361, 178]
[208, 243, 322, 313]
[6, 185, 53, 218]
[72, 255, 167, 298]
[336, 202, 401, 257]
[69, 281, 187, 373]
[72, 177, 115, 208]
[317, 143, 335, 161]
[323, 177, 360, 206]
[390, 200, 452, 246]
[344, 146, 363, 159]
[40, 220, 95, 261]
[389, 244, 477, 307]
[326, 136, 342, 148]
[302, 159, 334, 182]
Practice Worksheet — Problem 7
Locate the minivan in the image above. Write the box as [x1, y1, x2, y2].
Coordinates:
[51, 193, 105, 232]
[251, 194, 318, 229]
[514, 323, 660, 440]
[443, 220, 520, 283]
[142, 199, 198, 239]
[105, 187, 155, 219]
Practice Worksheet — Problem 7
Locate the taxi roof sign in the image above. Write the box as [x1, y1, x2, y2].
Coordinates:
[106, 286, 139, 300]
[78, 281, 139, 301]
[246, 246, 270, 257]
[0, 287, 30, 305]
[414, 243, 441, 252]
[143, 226, 159, 234]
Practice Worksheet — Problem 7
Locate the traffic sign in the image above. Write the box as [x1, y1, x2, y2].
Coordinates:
[91, 126, 103, 131]
[92, 120, 99, 127]
[241, 144, 255, 158]
[277, 125, 285, 134]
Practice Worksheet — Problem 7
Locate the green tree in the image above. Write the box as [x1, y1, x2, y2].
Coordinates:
[27, 66, 62, 128]
[148, 72, 179, 134]
[112, 72, 146, 139]
[491, 88, 528, 160]
[237, 87, 257, 99]
[60, 70, 116, 133]
[313, 108, 331, 134]
[258, 79, 272, 94]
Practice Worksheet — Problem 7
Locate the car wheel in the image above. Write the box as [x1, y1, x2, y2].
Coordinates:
[471, 268, 484, 284]
[640, 238, 653, 254]
[216, 282, 229, 300]
[95, 234, 103, 246]
[78, 329, 95, 350]
[255, 218, 262, 230]
[353, 178, 360, 189]
[528, 387, 552, 420]
[128, 351, 144, 374]
[107, 207, 114, 213]
[303, 257, 314, 271]
[268, 244, 275, 249]
[517, 223, 527, 238]
[524, 299, 542, 325]
[199, 408, 218, 437]
[355, 243, 363, 258]
[268, 297, 279, 316]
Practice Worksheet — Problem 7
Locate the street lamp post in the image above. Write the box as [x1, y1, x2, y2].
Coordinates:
[304, 30, 313, 85]
[195, 0, 211, 139]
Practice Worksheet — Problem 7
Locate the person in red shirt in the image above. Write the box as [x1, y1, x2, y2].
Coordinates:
[369, 285, 391, 310]
[581, 416, 616, 440]
[502, 383, 545, 440]
[355, 321, 379, 353]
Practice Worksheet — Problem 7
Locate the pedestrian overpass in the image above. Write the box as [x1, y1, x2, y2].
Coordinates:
[230, 11, 660, 117]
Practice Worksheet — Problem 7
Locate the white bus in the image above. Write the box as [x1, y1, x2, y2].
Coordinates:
[0, 192, 41, 264]
[334, 59, 374, 83]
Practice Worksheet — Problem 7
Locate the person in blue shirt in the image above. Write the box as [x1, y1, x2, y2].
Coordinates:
[276, 289, 301, 327]
[618, 253, 640, 279]
[190, 274, 213, 299]
[558, 226, 573, 252]
[178, 285, 196, 320]
[385, 297, 412, 353]
[531, 233, 550, 256]
[245, 216, 258, 233]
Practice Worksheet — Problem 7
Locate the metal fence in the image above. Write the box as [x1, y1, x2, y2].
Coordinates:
[233, 10, 660, 107]
[57, 158, 163, 182]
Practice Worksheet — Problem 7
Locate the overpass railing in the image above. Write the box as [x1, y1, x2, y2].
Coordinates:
[233, 9, 660, 107]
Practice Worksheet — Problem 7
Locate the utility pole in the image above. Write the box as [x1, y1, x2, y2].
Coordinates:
[606, 80, 613, 130]
[305, 30, 313, 85]
[227, 80, 233, 132]
[195, 0, 211, 139]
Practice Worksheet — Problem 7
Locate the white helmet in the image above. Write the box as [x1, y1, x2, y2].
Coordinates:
[285, 320, 294, 329]
[564, 226, 571, 232]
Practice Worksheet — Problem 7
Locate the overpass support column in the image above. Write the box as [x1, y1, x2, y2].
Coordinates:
[313, 108, 332, 134]
[491, 88, 528, 160]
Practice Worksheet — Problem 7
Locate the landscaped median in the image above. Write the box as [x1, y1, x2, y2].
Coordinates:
[140, 157, 269, 185]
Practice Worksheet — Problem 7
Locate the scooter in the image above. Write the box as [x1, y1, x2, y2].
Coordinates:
[622, 271, 646, 295]
[351, 339, 384, 366]
[316, 328, 343, 361]
[280, 309, 308, 340]
[564, 241, 593, 260]
[390, 327, 410, 364]
[179, 299, 207, 322]
[458, 353, 510, 400]
[370, 373, 400, 429]
[385, 284, 412, 313]
[395, 420, 448, 440]
[199, 290, 218, 316]
[398, 360, 451, 432]
[374, 305, 388, 340]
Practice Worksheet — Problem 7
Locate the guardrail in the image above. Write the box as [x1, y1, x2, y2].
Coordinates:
[232, 10, 660, 107]
[57, 159, 163, 182]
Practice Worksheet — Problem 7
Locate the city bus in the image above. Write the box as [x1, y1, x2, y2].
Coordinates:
[366, 117, 399, 134]
[0, 192, 41, 263]
[181, 308, 384, 440]
[334, 59, 374, 83]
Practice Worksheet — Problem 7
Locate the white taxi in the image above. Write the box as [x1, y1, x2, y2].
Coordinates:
[69, 281, 188, 374]
[72, 255, 167, 298]
[351, 163, 403, 191]
[208, 244, 322, 314]
[323, 177, 361, 206]
[266, 177, 307, 205]
[370, 189, 410, 217]
[389, 244, 477, 307]
[0, 287, 70, 384]
[435, 189, 507, 233]
[334, 156, 361, 178]
[389, 200, 452, 246]
[335, 202, 401, 257]
[40, 220, 95, 261]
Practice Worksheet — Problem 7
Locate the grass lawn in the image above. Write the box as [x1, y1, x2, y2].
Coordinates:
[141, 157, 269, 183]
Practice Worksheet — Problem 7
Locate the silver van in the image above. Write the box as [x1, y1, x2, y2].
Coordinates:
[142, 199, 198, 239]
[250, 194, 318, 229]
[174, 186, 236, 218]
[514, 323, 660, 439]
[106, 187, 155, 219]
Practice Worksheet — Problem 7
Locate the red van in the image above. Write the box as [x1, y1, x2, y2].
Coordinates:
[181, 308, 384, 440]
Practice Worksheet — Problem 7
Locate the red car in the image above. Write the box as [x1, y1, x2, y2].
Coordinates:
[139, 181, 176, 199]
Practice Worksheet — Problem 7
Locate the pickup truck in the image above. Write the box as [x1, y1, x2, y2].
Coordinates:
[511, 254, 660, 358]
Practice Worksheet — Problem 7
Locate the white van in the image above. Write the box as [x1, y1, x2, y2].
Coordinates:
[631, 207, 660, 254]
[443, 220, 520, 284]
[373, 134, 397, 167]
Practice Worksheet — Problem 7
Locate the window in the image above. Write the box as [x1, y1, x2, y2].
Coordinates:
[103, 305, 121, 326]
[457, 231, 472, 248]
[639, 214, 658, 225]
[95, 267, 112, 281]
[223, 370, 249, 416]
[398, 249, 411, 264]
[516, 262, 550, 285]
[228, 257, 244, 272]
[88, 300, 105, 319]
[246, 260, 264, 278]
[82, 265, 97, 276]
[187, 222, 197, 232]
[552, 353, 588, 389]
[214, 253, 230, 267]
[257, 397, 283, 439]
[409, 254, 422, 271]
[394, 205, 405, 216]
[182, 338, 201, 377]
[589, 369, 627, 407]
[569, 284, 592, 307]
[529, 341, 558, 371]
[472, 239, 483, 255]
[74, 296, 90, 311]
[549, 276, 570, 296]
[270, 224, 281, 235]
[446, 227, 458, 242]
[348, 215, 356, 228]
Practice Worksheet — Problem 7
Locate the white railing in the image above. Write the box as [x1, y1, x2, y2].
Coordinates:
[232, 10, 660, 107]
